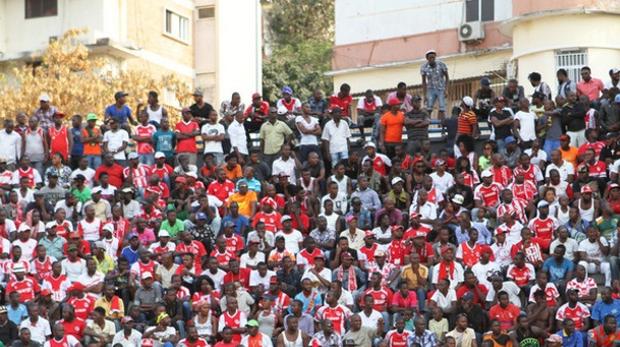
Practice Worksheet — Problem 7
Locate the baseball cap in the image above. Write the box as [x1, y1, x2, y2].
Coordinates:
[364, 142, 376, 149]
[537, 200, 549, 209]
[425, 49, 436, 57]
[92, 186, 103, 194]
[452, 194, 465, 205]
[39, 93, 51, 102]
[192, 88, 204, 97]
[13, 264, 26, 273]
[391, 176, 404, 185]
[0, 306, 7, 314]
[462, 96, 474, 107]
[102, 223, 114, 232]
[158, 230, 170, 238]
[260, 197, 277, 209]
[121, 187, 134, 193]
[128, 152, 139, 160]
[480, 77, 491, 86]
[141, 272, 153, 280]
[248, 235, 261, 244]
[281, 86, 293, 95]
[481, 170, 493, 178]
[86, 113, 98, 121]
[121, 316, 134, 324]
[95, 241, 106, 249]
[281, 215, 292, 223]
[45, 221, 57, 229]
[114, 91, 128, 100]
[18, 223, 31, 233]
[154, 152, 165, 159]
[581, 185, 593, 194]
[414, 231, 427, 238]
[387, 98, 401, 106]
[374, 249, 386, 257]
[185, 171, 198, 179]
[364, 230, 375, 239]
[128, 233, 139, 239]
[246, 319, 260, 327]
[70, 282, 85, 292]
[504, 136, 516, 145]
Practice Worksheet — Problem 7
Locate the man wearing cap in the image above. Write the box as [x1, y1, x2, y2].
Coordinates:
[275, 215, 304, 254]
[421, 50, 449, 118]
[6, 263, 40, 303]
[455, 96, 479, 155]
[378, 98, 405, 156]
[189, 87, 215, 126]
[277, 86, 302, 115]
[112, 316, 142, 346]
[240, 319, 273, 347]
[32, 93, 57, 131]
[13, 223, 38, 262]
[361, 142, 391, 177]
[105, 91, 136, 126]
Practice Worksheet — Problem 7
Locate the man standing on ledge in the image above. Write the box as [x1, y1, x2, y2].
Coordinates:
[421, 50, 449, 119]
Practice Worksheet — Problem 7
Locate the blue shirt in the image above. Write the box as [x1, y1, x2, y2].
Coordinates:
[558, 330, 584, 347]
[121, 246, 140, 265]
[70, 126, 83, 156]
[152, 130, 176, 158]
[236, 178, 261, 193]
[220, 215, 250, 235]
[542, 257, 574, 282]
[104, 104, 132, 124]
[7, 303, 27, 325]
[293, 291, 323, 316]
[591, 299, 620, 324]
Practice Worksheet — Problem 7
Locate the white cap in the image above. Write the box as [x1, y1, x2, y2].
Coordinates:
[92, 186, 103, 194]
[13, 264, 26, 272]
[154, 152, 166, 159]
[185, 171, 198, 179]
[121, 187, 134, 193]
[537, 200, 550, 209]
[481, 170, 493, 178]
[391, 177, 404, 185]
[39, 93, 51, 102]
[18, 223, 31, 233]
[281, 215, 292, 222]
[277, 105, 288, 115]
[462, 96, 474, 107]
[425, 49, 436, 56]
[452, 194, 465, 205]
[102, 223, 114, 232]
[128, 152, 139, 160]
[141, 271, 153, 280]
[45, 221, 57, 229]
[364, 142, 376, 149]
[158, 230, 170, 237]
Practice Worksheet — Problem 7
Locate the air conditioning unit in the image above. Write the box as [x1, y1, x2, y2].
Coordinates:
[458, 21, 484, 42]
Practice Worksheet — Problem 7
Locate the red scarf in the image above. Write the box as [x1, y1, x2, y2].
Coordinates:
[110, 295, 122, 313]
[337, 266, 357, 291]
[438, 260, 455, 281]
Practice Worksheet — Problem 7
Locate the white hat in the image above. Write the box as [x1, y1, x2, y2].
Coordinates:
[92, 186, 103, 194]
[391, 177, 404, 185]
[277, 105, 288, 115]
[452, 194, 465, 205]
[127, 152, 139, 160]
[13, 264, 26, 273]
[537, 200, 550, 209]
[364, 142, 376, 149]
[18, 223, 31, 233]
[462, 96, 474, 107]
[481, 170, 493, 178]
[154, 152, 166, 159]
[185, 171, 198, 179]
[121, 187, 134, 193]
[45, 221, 57, 229]
[102, 223, 114, 232]
[281, 215, 292, 223]
[141, 272, 153, 280]
[39, 93, 51, 102]
[158, 230, 170, 237]
[425, 49, 436, 56]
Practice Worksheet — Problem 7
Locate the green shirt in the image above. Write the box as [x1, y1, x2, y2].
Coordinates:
[71, 186, 92, 203]
[259, 120, 293, 155]
[160, 219, 185, 238]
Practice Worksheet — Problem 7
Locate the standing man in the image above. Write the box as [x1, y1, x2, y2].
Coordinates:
[404, 95, 430, 154]
[557, 69, 577, 99]
[104, 91, 136, 128]
[454, 97, 479, 156]
[190, 88, 214, 126]
[33, 93, 57, 131]
[0, 119, 23, 169]
[259, 110, 293, 168]
[321, 108, 352, 167]
[175, 108, 200, 165]
[421, 50, 449, 119]
[577, 66, 605, 102]
[379, 98, 405, 157]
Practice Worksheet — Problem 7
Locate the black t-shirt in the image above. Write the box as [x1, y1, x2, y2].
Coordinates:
[489, 109, 513, 140]
[190, 102, 214, 122]
[562, 103, 586, 132]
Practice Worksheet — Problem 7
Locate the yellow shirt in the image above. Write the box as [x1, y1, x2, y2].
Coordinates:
[95, 295, 125, 319]
[400, 264, 429, 290]
[94, 253, 116, 275]
[259, 120, 293, 155]
[227, 191, 258, 217]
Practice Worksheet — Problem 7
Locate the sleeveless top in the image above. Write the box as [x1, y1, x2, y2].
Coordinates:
[578, 200, 595, 223]
[330, 175, 350, 196]
[258, 311, 276, 337]
[24, 128, 45, 162]
[49, 125, 69, 160]
[146, 105, 164, 124]
[557, 206, 570, 225]
[193, 312, 213, 337]
[281, 329, 304, 347]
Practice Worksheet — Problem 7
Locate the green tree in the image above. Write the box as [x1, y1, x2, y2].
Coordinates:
[262, 0, 334, 103]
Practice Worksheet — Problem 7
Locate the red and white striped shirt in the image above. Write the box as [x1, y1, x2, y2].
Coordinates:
[135, 124, 157, 154]
[556, 302, 590, 330]
[509, 181, 538, 202]
[496, 198, 527, 223]
[513, 164, 543, 185]
[474, 182, 502, 207]
[123, 164, 152, 188]
[385, 329, 413, 347]
[314, 305, 352, 335]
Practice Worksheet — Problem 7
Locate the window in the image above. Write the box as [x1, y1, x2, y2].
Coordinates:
[465, 0, 494, 22]
[165, 9, 189, 42]
[25, 0, 58, 19]
[555, 49, 588, 83]
[198, 7, 215, 19]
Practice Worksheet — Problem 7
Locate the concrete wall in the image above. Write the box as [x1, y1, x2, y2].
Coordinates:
[513, 12, 620, 96]
[335, 0, 512, 46]
[332, 49, 512, 95]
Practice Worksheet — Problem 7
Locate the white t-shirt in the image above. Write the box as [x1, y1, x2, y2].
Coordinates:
[515, 111, 537, 142]
[249, 269, 276, 288]
[545, 160, 575, 182]
[486, 281, 521, 306]
[549, 238, 579, 261]
[471, 261, 500, 290]
[321, 120, 351, 153]
[275, 229, 304, 253]
[356, 95, 383, 111]
[301, 267, 332, 293]
[102, 129, 129, 160]
[295, 116, 320, 146]
[524, 149, 548, 166]
[227, 120, 248, 155]
[201, 123, 226, 154]
[70, 168, 96, 188]
[240, 251, 266, 268]
[20, 316, 51, 344]
[201, 268, 226, 291]
[61, 258, 87, 282]
[12, 238, 38, 262]
[272, 157, 297, 185]
[359, 309, 383, 331]
[578, 237, 608, 262]
[77, 271, 105, 296]
[429, 171, 454, 194]
[430, 289, 457, 311]
[78, 218, 103, 241]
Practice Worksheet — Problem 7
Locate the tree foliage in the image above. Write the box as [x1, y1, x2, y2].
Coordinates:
[262, 0, 334, 103]
[0, 29, 191, 120]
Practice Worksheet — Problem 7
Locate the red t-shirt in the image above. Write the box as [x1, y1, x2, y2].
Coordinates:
[59, 318, 86, 340]
[252, 212, 282, 233]
[175, 120, 199, 153]
[329, 94, 353, 116]
[6, 277, 40, 302]
[223, 268, 251, 289]
[95, 164, 124, 188]
[207, 180, 235, 203]
[488, 304, 521, 331]
[362, 287, 393, 311]
[135, 124, 156, 154]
